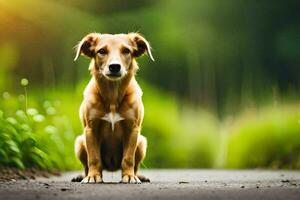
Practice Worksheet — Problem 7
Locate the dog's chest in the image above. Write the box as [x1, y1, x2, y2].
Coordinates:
[101, 112, 124, 131]
[100, 109, 135, 132]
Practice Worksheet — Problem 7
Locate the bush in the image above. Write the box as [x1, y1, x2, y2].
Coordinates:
[142, 83, 219, 168]
[0, 109, 52, 169]
[225, 105, 300, 169]
[0, 104, 80, 170]
[0, 80, 81, 170]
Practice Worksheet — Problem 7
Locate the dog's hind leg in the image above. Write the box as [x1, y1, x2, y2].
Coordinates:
[72, 134, 88, 182]
[134, 135, 150, 182]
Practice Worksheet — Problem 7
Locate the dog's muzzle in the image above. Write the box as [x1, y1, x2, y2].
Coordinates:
[107, 64, 122, 77]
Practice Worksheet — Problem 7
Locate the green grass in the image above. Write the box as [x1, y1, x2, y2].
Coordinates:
[224, 105, 300, 169]
[137, 82, 220, 168]
[0, 81, 81, 170]
[0, 109, 52, 169]
[0, 103, 80, 170]
[0, 80, 300, 170]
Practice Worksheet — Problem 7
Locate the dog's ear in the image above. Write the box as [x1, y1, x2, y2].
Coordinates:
[128, 33, 154, 61]
[74, 33, 101, 61]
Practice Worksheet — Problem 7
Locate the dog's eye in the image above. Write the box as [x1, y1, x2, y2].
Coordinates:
[98, 48, 107, 55]
[122, 48, 130, 54]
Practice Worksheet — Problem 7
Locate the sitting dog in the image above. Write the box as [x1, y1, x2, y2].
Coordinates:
[74, 32, 154, 184]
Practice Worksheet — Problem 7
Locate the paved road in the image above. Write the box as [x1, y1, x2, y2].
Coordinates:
[0, 170, 300, 200]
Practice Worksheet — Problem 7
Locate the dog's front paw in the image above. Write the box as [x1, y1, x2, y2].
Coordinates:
[81, 173, 103, 184]
[121, 174, 141, 184]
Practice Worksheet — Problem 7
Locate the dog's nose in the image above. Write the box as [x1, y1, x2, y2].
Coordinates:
[109, 64, 121, 73]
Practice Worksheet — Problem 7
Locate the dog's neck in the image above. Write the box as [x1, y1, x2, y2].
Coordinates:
[91, 61, 137, 112]
[96, 74, 133, 108]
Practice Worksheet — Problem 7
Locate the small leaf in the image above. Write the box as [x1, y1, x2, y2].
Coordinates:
[5, 140, 20, 154]
[6, 117, 17, 125]
[11, 157, 25, 169]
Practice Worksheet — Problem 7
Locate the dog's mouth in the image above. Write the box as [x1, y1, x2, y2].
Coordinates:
[105, 72, 123, 80]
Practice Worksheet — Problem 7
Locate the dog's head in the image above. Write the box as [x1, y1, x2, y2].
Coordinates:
[74, 33, 154, 80]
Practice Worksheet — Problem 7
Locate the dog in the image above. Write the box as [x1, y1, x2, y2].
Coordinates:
[73, 32, 154, 184]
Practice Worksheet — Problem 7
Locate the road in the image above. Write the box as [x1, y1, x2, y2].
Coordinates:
[0, 170, 300, 200]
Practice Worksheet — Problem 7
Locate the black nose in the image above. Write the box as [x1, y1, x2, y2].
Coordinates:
[109, 64, 121, 73]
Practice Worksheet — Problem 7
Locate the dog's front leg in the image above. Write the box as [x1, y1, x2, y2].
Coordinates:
[81, 125, 103, 184]
[121, 126, 141, 184]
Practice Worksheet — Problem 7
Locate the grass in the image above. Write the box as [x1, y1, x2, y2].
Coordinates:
[138, 82, 220, 168]
[224, 105, 300, 169]
[0, 103, 80, 170]
[0, 79, 300, 170]
[0, 109, 52, 169]
[0, 80, 80, 170]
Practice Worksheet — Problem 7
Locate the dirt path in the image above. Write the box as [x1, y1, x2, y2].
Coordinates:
[0, 170, 300, 200]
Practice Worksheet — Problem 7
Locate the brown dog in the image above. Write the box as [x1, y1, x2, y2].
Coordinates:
[74, 33, 154, 184]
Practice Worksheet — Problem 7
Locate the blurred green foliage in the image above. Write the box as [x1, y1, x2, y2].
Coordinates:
[0, 0, 299, 113]
[0, 0, 299, 170]
[225, 106, 300, 169]
[1, 81, 300, 170]
[0, 84, 80, 170]
[0, 109, 53, 169]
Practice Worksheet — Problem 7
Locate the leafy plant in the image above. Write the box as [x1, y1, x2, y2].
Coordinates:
[224, 105, 300, 169]
[0, 79, 80, 170]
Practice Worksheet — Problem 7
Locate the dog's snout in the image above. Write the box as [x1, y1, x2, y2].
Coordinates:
[105, 62, 122, 78]
[109, 64, 121, 73]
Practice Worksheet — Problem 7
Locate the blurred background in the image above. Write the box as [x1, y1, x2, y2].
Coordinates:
[0, 0, 299, 170]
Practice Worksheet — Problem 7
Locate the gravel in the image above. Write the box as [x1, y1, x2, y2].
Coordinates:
[0, 169, 299, 200]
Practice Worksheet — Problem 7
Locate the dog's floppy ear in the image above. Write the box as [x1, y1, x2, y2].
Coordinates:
[74, 33, 101, 61]
[128, 33, 154, 61]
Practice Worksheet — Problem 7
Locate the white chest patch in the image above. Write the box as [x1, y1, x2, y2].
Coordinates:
[101, 112, 125, 131]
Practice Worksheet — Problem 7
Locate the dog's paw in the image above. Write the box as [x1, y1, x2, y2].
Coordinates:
[81, 174, 103, 184]
[121, 174, 141, 184]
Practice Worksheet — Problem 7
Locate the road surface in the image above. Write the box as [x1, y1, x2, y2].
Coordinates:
[0, 170, 300, 200]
